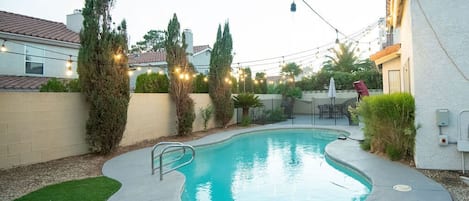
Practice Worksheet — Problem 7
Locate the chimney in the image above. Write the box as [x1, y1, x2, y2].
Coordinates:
[183, 29, 194, 57]
[66, 9, 83, 33]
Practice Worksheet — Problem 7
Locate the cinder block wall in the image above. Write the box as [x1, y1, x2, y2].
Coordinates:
[0, 93, 89, 169]
[0, 93, 234, 169]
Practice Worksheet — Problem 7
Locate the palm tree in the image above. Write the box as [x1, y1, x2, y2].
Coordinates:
[324, 43, 360, 73]
[233, 93, 264, 121]
[280, 62, 303, 118]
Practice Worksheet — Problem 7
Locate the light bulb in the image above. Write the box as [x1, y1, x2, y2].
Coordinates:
[66, 66, 73, 76]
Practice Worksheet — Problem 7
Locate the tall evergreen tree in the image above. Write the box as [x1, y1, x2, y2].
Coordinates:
[165, 14, 195, 136]
[209, 22, 234, 128]
[77, 0, 130, 154]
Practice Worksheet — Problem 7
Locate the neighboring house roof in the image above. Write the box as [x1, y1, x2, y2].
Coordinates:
[0, 10, 80, 44]
[129, 45, 211, 65]
[193, 45, 210, 54]
[128, 51, 166, 65]
[370, 43, 401, 65]
[0, 75, 50, 91]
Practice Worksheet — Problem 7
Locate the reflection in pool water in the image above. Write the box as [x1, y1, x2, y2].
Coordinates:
[179, 129, 370, 201]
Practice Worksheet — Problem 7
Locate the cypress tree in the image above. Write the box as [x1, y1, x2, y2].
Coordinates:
[77, 0, 130, 154]
[209, 22, 234, 128]
[165, 14, 195, 136]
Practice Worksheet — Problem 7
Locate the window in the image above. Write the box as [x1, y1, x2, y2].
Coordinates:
[25, 46, 44, 75]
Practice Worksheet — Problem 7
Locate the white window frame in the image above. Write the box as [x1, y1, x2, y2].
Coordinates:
[25, 45, 45, 75]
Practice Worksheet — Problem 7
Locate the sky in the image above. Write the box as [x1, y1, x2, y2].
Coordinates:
[0, 0, 385, 75]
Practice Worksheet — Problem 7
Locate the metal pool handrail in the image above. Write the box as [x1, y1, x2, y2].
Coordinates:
[151, 142, 195, 180]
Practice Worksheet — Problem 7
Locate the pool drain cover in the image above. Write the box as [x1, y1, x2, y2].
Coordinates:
[393, 184, 412, 192]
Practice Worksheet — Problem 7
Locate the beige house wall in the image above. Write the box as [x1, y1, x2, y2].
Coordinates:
[381, 57, 401, 94]
[0, 93, 234, 169]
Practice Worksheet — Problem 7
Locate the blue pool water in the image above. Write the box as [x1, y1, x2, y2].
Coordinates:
[179, 129, 371, 201]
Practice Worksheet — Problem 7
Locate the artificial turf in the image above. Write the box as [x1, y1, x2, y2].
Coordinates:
[15, 176, 121, 201]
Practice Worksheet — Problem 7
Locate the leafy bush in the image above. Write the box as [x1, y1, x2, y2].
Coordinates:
[66, 79, 81, 92]
[386, 144, 403, 161]
[40, 78, 81, 92]
[264, 107, 287, 122]
[135, 73, 169, 93]
[193, 74, 209, 93]
[358, 93, 416, 161]
[40, 78, 67, 92]
[200, 104, 214, 130]
[241, 116, 251, 126]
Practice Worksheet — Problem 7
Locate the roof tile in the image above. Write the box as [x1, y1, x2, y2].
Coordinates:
[0, 75, 50, 90]
[0, 10, 80, 44]
[370, 43, 401, 61]
[129, 45, 210, 64]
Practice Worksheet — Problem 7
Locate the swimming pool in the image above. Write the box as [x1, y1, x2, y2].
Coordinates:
[179, 129, 371, 201]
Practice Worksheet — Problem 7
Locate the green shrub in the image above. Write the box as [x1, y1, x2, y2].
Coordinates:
[200, 104, 214, 130]
[264, 108, 287, 122]
[135, 73, 169, 93]
[193, 74, 209, 93]
[241, 116, 251, 126]
[40, 78, 67, 92]
[358, 93, 415, 160]
[360, 139, 371, 151]
[66, 79, 81, 92]
[386, 144, 403, 161]
[40, 78, 81, 92]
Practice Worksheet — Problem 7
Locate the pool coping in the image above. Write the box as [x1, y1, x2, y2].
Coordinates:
[103, 124, 453, 201]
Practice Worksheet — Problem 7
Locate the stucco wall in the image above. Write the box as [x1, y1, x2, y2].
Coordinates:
[409, 0, 469, 170]
[0, 93, 234, 169]
[0, 39, 78, 78]
[381, 58, 401, 94]
[192, 51, 210, 74]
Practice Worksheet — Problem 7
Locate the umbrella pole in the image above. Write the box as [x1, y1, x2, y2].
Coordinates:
[334, 97, 337, 125]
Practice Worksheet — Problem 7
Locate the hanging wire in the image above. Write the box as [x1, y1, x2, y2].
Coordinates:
[1, 39, 79, 58]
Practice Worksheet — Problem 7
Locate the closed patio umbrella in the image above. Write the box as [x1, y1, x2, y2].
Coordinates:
[328, 77, 337, 122]
[328, 77, 336, 106]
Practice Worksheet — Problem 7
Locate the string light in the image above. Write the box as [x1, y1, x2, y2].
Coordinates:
[66, 55, 73, 76]
[1, 40, 7, 52]
[127, 70, 134, 76]
[147, 67, 152, 74]
[114, 53, 122, 60]
[137, 67, 142, 71]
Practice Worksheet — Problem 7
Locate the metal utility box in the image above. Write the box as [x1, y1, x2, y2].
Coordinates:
[436, 109, 449, 127]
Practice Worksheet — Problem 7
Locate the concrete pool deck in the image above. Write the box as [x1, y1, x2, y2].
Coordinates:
[103, 116, 452, 201]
